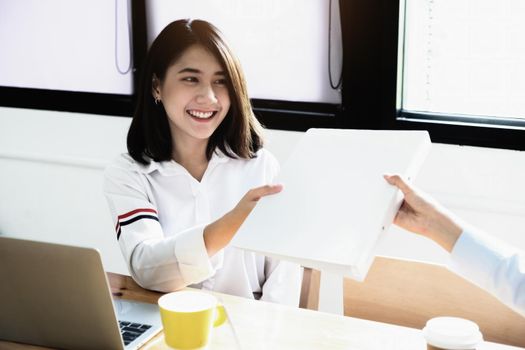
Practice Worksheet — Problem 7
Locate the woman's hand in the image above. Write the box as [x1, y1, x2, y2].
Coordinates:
[384, 174, 463, 252]
[204, 184, 283, 256]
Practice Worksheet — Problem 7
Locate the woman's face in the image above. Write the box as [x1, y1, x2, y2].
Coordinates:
[153, 44, 231, 149]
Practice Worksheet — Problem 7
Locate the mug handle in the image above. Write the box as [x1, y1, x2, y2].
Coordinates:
[214, 304, 227, 327]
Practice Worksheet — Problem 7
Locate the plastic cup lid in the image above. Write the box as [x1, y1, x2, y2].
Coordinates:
[422, 317, 483, 349]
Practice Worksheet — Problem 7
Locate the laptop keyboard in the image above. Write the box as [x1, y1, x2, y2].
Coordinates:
[119, 320, 152, 346]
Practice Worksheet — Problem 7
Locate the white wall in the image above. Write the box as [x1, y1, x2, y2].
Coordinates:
[0, 107, 130, 273]
[1, 107, 524, 274]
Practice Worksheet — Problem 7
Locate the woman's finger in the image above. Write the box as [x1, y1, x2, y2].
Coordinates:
[245, 184, 283, 202]
[384, 174, 413, 196]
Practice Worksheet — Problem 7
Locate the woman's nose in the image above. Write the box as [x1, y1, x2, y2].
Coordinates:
[196, 84, 218, 104]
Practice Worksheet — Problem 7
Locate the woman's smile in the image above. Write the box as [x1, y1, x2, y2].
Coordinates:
[186, 109, 218, 121]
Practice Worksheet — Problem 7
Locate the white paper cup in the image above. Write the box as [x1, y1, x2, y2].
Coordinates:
[422, 317, 483, 350]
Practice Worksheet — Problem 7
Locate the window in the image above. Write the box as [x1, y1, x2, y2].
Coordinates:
[0, 0, 133, 94]
[0, 0, 145, 116]
[392, 0, 525, 149]
[402, 0, 525, 121]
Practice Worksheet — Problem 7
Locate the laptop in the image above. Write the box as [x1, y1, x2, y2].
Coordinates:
[0, 236, 163, 350]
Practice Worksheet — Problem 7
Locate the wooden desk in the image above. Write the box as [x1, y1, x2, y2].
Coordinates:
[1, 273, 523, 350]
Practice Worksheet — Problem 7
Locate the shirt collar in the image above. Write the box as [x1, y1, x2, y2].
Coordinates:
[131, 148, 231, 176]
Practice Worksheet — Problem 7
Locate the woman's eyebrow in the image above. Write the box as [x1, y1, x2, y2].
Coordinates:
[177, 67, 226, 76]
[177, 67, 201, 74]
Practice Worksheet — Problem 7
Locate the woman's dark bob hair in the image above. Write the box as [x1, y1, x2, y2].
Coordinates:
[127, 19, 264, 165]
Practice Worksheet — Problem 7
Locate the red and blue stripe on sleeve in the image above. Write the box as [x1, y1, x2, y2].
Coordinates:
[115, 208, 159, 240]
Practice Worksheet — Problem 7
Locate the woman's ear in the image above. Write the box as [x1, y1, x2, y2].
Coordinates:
[151, 74, 161, 100]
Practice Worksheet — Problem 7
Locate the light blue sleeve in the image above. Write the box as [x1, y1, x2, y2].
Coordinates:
[449, 229, 525, 316]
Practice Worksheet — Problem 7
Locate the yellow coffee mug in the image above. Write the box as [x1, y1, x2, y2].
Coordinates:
[158, 291, 226, 349]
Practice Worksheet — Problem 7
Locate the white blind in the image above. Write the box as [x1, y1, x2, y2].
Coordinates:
[0, 0, 133, 95]
[402, 0, 525, 119]
[146, 0, 342, 104]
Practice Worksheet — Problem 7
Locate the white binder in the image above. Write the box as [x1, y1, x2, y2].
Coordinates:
[232, 128, 431, 281]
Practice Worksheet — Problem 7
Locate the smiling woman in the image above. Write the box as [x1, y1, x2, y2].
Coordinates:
[103, 19, 302, 306]
[151, 44, 231, 170]
[127, 20, 260, 166]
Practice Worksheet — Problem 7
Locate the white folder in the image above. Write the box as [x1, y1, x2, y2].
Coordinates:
[231, 128, 431, 281]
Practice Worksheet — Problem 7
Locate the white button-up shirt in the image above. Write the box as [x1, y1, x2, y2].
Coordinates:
[103, 148, 302, 306]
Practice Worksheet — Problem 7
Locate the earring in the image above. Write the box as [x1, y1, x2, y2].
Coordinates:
[154, 97, 160, 105]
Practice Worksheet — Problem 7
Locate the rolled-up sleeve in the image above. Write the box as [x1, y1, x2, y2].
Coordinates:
[450, 229, 525, 316]
[103, 160, 221, 292]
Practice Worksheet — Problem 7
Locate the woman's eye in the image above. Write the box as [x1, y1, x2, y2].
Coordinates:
[182, 77, 198, 83]
[214, 78, 227, 85]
